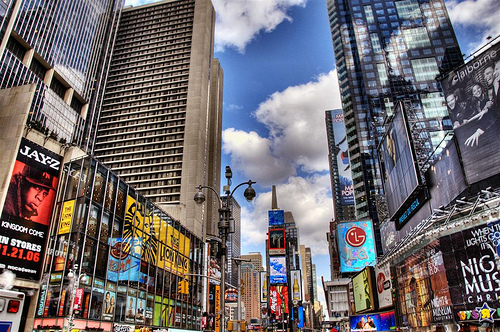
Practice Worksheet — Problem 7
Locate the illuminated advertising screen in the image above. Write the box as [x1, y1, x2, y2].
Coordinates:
[337, 221, 376, 273]
[440, 219, 500, 323]
[378, 104, 424, 228]
[268, 228, 285, 255]
[350, 311, 396, 331]
[125, 195, 190, 275]
[439, 41, 500, 184]
[374, 265, 392, 309]
[352, 267, 375, 313]
[396, 240, 453, 327]
[107, 237, 141, 282]
[269, 210, 284, 226]
[329, 109, 354, 206]
[269, 256, 287, 284]
[269, 285, 289, 318]
[260, 271, 268, 303]
[290, 270, 302, 302]
[0, 138, 62, 280]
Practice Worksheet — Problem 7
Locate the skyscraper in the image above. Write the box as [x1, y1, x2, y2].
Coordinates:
[326, 0, 463, 253]
[94, 0, 221, 239]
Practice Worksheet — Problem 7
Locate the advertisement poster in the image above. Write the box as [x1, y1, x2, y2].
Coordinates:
[350, 311, 396, 331]
[440, 41, 500, 184]
[374, 265, 392, 309]
[260, 271, 268, 303]
[396, 240, 453, 328]
[269, 210, 284, 226]
[268, 228, 285, 255]
[441, 219, 500, 322]
[290, 270, 302, 302]
[102, 291, 116, 321]
[329, 109, 354, 206]
[269, 285, 289, 318]
[0, 138, 62, 280]
[107, 237, 140, 282]
[352, 267, 375, 313]
[378, 104, 422, 226]
[124, 195, 190, 275]
[124, 295, 136, 323]
[337, 221, 376, 273]
[269, 256, 287, 284]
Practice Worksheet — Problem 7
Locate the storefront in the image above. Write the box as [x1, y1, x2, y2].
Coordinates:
[34, 156, 204, 332]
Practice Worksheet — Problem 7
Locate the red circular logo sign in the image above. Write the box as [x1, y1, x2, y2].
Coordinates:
[345, 226, 366, 247]
[377, 272, 385, 294]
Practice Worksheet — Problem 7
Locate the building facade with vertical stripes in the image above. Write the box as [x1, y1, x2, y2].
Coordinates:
[93, 0, 221, 240]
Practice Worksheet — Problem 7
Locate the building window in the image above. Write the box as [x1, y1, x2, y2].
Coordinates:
[403, 27, 431, 49]
[411, 58, 439, 81]
[395, 0, 421, 19]
[6, 37, 26, 60]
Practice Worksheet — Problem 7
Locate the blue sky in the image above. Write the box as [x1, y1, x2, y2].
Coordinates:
[126, 0, 500, 313]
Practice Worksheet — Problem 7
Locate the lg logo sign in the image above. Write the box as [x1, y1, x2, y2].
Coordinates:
[345, 226, 366, 247]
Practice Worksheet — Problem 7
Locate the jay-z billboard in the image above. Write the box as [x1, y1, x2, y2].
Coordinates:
[0, 138, 61, 280]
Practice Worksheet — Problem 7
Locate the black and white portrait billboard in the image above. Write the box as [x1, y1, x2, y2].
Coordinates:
[440, 41, 500, 184]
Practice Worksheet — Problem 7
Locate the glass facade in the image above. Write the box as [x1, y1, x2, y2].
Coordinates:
[35, 156, 204, 331]
[0, 0, 122, 149]
[326, 0, 463, 252]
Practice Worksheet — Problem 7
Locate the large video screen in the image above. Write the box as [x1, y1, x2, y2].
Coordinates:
[337, 221, 376, 273]
[352, 267, 375, 313]
[0, 138, 62, 280]
[440, 41, 500, 184]
[379, 104, 422, 224]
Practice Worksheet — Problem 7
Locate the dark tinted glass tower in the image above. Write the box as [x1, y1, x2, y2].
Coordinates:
[0, 0, 121, 148]
[94, 0, 221, 239]
[326, 0, 463, 253]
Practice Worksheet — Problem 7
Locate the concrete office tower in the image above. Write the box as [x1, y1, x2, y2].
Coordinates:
[0, 0, 121, 149]
[94, 0, 221, 239]
[326, 0, 462, 252]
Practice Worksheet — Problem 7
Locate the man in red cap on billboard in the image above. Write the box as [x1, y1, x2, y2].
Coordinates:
[3, 164, 55, 221]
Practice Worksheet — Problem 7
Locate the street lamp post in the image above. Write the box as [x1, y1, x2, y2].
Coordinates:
[64, 264, 87, 332]
[194, 166, 256, 332]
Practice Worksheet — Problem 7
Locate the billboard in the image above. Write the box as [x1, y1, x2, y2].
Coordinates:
[374, 265, 392, 309]
[440, 41, 500, 184]
[268, 210, 284, 226]
[269, 285, 289, 318]
[440, 220, 500, 321]
[268, 228, 285, 255]
[260, 271, 268, 303]
[379, 104, 425, 228]
[352, 267, 375, 313]
[329, 109, 354, 206]
[350, 311, 396, 331]
[337, 221, 376, 273]
[396, 240, 453, 327]
[269, 256, 287, 284]
[125, 195, 190, 275]
[0, 138, 62, 280]
[290, 270, 302, 302]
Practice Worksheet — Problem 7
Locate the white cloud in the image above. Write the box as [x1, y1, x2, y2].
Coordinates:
[241, 175, 333, 256]
[223, 70, 341, 185]
[446, 0, 500, 52]
[212, 0, 307, 53]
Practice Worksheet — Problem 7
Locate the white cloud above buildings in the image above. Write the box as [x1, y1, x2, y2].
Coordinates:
[446, 0, 500, 53]
[223, 70, 341, 256]
[212, 0, 307, 53]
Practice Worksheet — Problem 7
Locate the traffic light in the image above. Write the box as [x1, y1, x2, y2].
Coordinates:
[178, 279, 189, 294]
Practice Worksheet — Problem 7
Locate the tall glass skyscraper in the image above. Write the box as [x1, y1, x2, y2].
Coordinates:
[326, 0, 463, 253]
[0, 0, 122, 148]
